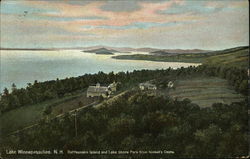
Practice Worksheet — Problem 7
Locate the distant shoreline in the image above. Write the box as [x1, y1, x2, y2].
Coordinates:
[0, 48, 59, 51]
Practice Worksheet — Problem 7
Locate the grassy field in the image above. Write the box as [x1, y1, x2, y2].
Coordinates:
[0, 91, 96, 135]
[164, 76, 245, 108]
[51, 92, 96, 116]
[204, 47, 249, 68]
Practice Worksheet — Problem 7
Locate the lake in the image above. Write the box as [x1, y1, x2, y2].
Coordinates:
[0, 50, 200, 91]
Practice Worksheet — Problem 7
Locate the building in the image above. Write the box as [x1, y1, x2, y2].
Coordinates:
[167, 81, 174, 88]
[139, 82, 157, 90]
[108, 82, 118, 92]
[87, 83, 110, 98]
[87, 82, 118, 98]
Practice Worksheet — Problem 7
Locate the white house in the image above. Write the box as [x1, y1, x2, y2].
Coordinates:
[108, 82, 118, 92]
[87, 83, 109, 98]
[167, 81, 174, 88]
[87, 82, 118, 98]
[139, 82, 157, 90]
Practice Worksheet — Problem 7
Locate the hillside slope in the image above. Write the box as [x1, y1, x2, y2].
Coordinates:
[112, 46, 249, 66]
[165, 76, 244, 107]
[204, 46, 249, 68]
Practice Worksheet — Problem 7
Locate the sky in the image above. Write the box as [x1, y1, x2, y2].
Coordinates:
[0, 0, 249, 50]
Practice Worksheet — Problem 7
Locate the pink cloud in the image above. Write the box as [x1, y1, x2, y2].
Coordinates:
[23, 0, 193, 27]
[2, 0, 204, 39]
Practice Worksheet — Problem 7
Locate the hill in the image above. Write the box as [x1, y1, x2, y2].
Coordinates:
[80, 46, 210, 53]
[150, 50, 173, 56]
[164, 49, 209, 54]
[204, 46, 249, 68]
[83, 48, 120, 55]
[113, 46, 249, 66]
[134, 47, 160, 52]
[150, 49, 210, 55]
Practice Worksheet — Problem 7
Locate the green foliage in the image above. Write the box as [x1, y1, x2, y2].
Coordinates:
[112, 54, 205, 63]
[2, 91, 248, 158]
[43, 105, 52, 116]
[78, 101, 83, 107]
[198, 65, 248, 95]
[204, 47, 249, 69]
[0, 69, 173, 113]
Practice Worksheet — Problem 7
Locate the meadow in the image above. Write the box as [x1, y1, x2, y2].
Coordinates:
[0, 90, 95, 135]
[167, 77, 244, 107]
[204, 47, 249, 68]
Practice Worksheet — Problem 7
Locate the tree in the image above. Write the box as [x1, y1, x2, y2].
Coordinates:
[11, 83, 17, 92]
[238, 80, 248, 95]
[194, 124, 222, 156]
[82, 131, 98, 149]
[0, 97, 9, 113]
[43, 105, 52, 117]
[9, 95, 21, 109]
[121, 135, 138, 149]
[21, 91, 33, 105]
[78, 101, 83, 107]
[3, 88, 9, 96]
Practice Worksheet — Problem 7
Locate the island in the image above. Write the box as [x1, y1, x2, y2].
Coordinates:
[82, 47, 120, 55]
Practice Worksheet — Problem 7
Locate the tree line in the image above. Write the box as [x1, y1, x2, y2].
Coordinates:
[197, 65, 248, 95]
[0, 69, 170, 113]
[0, 65, 248, 113]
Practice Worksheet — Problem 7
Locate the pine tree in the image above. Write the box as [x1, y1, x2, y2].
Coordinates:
[11, 83, 17, 92]
[3, 88, 9, 96]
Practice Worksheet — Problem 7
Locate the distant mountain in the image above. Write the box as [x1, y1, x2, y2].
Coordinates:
[164, 49, 210, 54]
[80, 46, 133, 53]
[83, 48, 120, 55]
[1, 46, 212, 54]
[134, 48, 160, 52]
[150, 49, 210, 55]
[80, 46, 160, 53]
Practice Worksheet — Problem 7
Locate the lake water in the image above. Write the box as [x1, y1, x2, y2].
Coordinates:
[0, 50, 200, 91]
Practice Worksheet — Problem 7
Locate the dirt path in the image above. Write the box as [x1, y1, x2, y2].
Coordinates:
[94, 90, 128, 108]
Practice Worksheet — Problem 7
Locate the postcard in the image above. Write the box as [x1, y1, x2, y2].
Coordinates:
[0, 0, 249, 158]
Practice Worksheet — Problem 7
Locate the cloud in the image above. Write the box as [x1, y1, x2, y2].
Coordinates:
[0, 0, 249, 49]
[0, 0, 58, 15]
[100, 1, 141, 12]
[21, 0, 181, 25]
[158, 1, 226, 15]
[82, 21, 195, 30]
[32, 15, 108, 22]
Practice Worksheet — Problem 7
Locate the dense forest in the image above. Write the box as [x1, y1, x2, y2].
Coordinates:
[0, 65, 248, 113]
[2, 90, 248, 158]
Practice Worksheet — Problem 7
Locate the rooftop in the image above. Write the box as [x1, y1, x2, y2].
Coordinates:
[87, 86, 108, 93]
